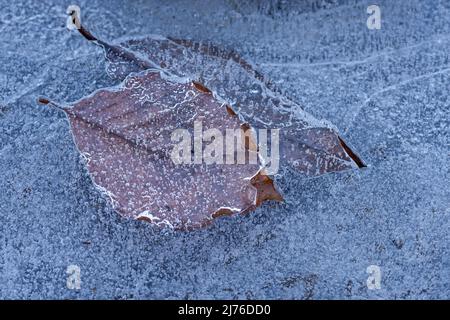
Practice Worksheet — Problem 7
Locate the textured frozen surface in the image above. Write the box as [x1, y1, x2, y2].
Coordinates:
[0, 0, 449, 299]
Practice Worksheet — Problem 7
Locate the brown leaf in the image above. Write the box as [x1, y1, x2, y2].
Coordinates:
[77, 25, 365, 176]
[41, 71, 281, 230]
[39, 19, 366, 230]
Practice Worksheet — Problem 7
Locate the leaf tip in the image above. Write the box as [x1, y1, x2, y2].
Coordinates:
[338, 136, 366, 168]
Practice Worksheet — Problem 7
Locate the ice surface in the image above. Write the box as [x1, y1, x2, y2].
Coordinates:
[0, 0, 449, 299]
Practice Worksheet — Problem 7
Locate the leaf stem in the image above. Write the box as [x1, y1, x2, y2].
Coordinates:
[37, 97, 68, 111]
[74, 22, 152, 70]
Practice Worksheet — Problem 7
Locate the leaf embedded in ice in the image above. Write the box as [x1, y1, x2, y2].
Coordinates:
[39, 20, 366, 230]
[41, 70, 282, 230]
[79, 29, 365, 176]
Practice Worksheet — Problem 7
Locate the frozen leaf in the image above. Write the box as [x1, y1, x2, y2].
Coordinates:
[39, 71, 282, 230]
[38, 18, 366, 230]
[76, 24, 365, 177]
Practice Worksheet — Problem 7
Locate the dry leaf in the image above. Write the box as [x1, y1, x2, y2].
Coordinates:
[40, 71, 281, 230]
[38, 20, 365, 230]
[77, 26, 365, 175]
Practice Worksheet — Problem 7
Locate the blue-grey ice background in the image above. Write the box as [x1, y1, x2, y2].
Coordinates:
[0, 0, 449, 299]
